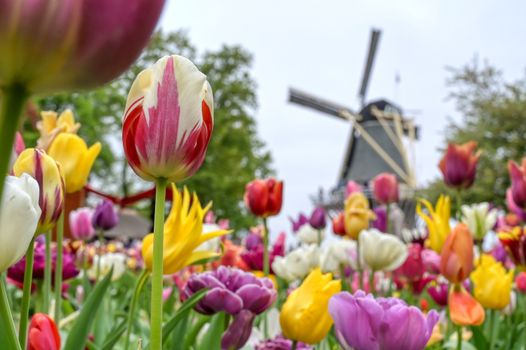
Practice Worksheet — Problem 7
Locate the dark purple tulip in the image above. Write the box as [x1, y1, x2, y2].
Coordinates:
[255, 336, 312, 350]
[92, 199, 119, 231]
[427, 283, 448, 307]
[183, 266, 276, 316]
[309, 207, 326, 230]
[245, 232, 263, 250]
[290, 213, 308, 233]
[329, 291, 439, 350]
[241, 233, 285, 273]
[221, 310, 255, 350]
[371, 206, 387, 232]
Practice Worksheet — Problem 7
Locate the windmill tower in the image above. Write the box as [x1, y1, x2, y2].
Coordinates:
[288, 29, 419, 225]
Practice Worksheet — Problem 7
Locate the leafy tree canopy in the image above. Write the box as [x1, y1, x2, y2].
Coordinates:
[422, 59, 526, 211]
[26, 30, 273, 231]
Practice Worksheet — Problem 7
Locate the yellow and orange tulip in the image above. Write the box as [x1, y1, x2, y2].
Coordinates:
[343, 192, 375, 240]
[417, 195, 451, 252]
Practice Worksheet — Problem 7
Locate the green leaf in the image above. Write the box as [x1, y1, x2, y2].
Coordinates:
[100, 321, 127, 350]
[63, 269, 113, 350]
[163, 289, 208, 338]
[470, 325, 489, 350]
[196, 313, 225, 350]
[183, 315, 211, 349]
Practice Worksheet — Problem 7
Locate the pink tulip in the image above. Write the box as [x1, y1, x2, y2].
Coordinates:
[345, 180, 363, 197]
[0, 0, 165, 93]
[122, 55, 214, 183]
[372, 172, 399, 204]
[69, 207, 95, 241]
[508, 158, 526, 209]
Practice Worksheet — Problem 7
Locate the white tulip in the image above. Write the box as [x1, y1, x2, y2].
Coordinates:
[0, 174, 41, 272]
[272, 245, 320, 282]
[297, 224, 324, 245]
[195, 223, 221, 252]
[320, 239, 358, 273]
[359, 229, 408, 272]
[88, 253, 127, 281]
[461, 202, 498, 240]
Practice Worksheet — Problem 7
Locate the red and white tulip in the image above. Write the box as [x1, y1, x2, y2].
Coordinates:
[122, 55, 214, 183]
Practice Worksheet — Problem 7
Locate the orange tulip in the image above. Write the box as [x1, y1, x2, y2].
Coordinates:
[440, 223, 473, 284]
[449, 287, 485, 326]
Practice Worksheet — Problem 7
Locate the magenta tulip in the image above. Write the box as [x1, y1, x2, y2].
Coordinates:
[372, 173, 399, 204]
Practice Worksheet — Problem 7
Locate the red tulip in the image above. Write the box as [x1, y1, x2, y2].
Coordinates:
[122, 55, 214, 183]
[371, 172, 399, 204]
[395, 243, 425, 282]
[438, 141, 480, 189]
[244, 178, 283, 218]
[440, 223, 474, 284]
[508, 158, 526, 209]
[28, 313, 60, 350]
[0, 0, 165, 93]
[516, 272, 526, 293]
[332, 212, 346, 236]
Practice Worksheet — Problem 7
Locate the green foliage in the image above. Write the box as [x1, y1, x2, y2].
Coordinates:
[29, 30, 272, 231]
[422, 59, 526, 209]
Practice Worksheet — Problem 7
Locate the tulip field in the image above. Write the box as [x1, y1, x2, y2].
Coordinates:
[2, 2, 526, 350]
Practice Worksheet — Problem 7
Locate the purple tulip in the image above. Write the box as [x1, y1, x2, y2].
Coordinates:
[245, 232, 263, 250]
[241, 233, 285, 273]
[329, 291, 439, 350]
[183, 267, 276, 316]
[290, 213, 309, 233]
[70, 207, 95, 240]
[92, 199, 119, 231]
[309, 207, 326, 230]
[221, 310, 255, 350]
[371, 206, 387, 232]
[255, 336, 312, 350]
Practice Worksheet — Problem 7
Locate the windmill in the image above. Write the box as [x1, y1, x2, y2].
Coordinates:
[288, 29, 419, 226]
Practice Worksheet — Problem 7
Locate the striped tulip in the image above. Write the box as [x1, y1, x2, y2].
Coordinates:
[122, 55, 214, 183]
[0, 0, 165, 93]
[13, 148, 65, 233]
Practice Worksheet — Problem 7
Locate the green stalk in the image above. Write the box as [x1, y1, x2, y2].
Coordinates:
[124, 269, 149, 350]
[385, 203, 390, 233]
[0, 275, 22, 350]
[19, 236, 36, 349]
[262, 217, 270, 276]
[456, 326, 462, 350]
[150, 179, 167, 350]
[317, 229, 322, 246]
[54, 210, 64, 324]
[369, 270, 375, 295]
[291, 340, 297, 350]
[356, 235, 363, 291]
[339, 264, 349, 291]
[0, 84, 29, 207]
[488, 309, 496, 349]
[96, 230, 105, 281]
[43, 231, 52, 313]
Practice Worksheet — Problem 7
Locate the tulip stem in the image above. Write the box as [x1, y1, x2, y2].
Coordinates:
[43, 231, 52, 313]
[96, 230, 105, 281]
[385, 203, 390, 233]
[150, 178, 167, 350]
[456, 326, 462, 350]
[54, 210, 64, 325]
[356, 236, 363, 291]
[291, 340, 297, 350]
[19, 236, 36, 349]
[369, 270, 375, 295]
[0, 275, 22, 350]
[124, 269, 149, 350]
[0, 84, 29, 208]
[262, 218, 270, 276]
[339, 265, 349, 291]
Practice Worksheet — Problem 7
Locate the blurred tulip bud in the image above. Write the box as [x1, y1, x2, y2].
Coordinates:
[343, 192, 375, 240]
[122, 55, 213, 183]
[290, 213, 309, 233]
[309, 207, 326, 230]
[345, 180, 363, 197]
[28, 313, 60, 350]
[0, 174, 41, 273]
[69, 207, 95, 241]
[440, 224, 474, 284]
[47, 133, 100, 193]
[0, 0, 165, 93]
[371, 172, 399, 204]
[508, 158, 526, 209]
[244, 178, 283, 218]
[449, 287, 485, 326]
[92, 199, 119, 231]
[332, 212, 346, 236]
[439, 141, 480, 189]
[13, 148, 64, 233]
[515, 272, 526, 293]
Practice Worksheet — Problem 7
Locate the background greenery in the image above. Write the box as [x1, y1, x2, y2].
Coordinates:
[421, 58, 526, 212]
[23, 30, 273, 231]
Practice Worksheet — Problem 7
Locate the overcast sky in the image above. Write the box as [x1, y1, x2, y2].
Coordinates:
[160, 0, 526, 236]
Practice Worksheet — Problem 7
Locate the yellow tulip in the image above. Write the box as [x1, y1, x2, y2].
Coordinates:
[13, 148, 65, 233]
[47, 133, 101, 193]
[142, 185, 229, 275]
[280, 268, 341, 344]
[343, 192, 375, 240]
[470, 254, 514, 309]
[416, 195, 451, 252]
[36, 109, 81, 150]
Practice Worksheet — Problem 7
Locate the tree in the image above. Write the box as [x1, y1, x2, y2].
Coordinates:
[29, 30, 273, 230]
[422, 59, 526, 211]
